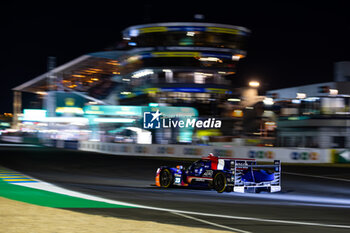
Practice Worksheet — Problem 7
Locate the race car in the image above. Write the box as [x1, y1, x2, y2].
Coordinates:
[155, 153, 281, 193]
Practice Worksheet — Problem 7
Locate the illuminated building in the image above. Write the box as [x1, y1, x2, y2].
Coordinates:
[267, 61, 350, 148]
[117, 22, 250, 115]
[12, 22, 250, 142]
[13, 22, 250, 118]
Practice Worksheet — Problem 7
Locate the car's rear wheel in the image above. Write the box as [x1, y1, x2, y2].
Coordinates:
[213, 172, 227, 193]
[159, 169, 173, 188]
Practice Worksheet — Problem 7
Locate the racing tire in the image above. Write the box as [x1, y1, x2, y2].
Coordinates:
[213, 172, 227, 193]
[225, 186, 233, 192]
[159, 169, 173, 188]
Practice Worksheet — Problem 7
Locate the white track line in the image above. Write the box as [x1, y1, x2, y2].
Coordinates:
[16, 182, 350, 230]
[4, 167, 350, 230]
[284, 172, 350, 182]
[181, 211, 350, 230]
[172, 212, 251, 233]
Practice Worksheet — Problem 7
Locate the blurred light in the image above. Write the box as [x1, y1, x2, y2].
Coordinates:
[127, 55, 141, 63]
[199, 57, 220, 62]
[163, 69, 172, 73]
[123, 37, 131, 40]
[106, 61, 119, 65]
[143, 88, 159, 94]
[122, 79, 130, 82]
[0, 122, 10, 127]
[23, 109, 47, 121]
[194, 72, 213, 76]
[305, 97, 319, 102]
[4, 129, 18, 133]
[232, 55, 241, 61]
[44, 117, 88, 123]
[132, 69, 154, 78]
[186, 31, 195, 36]
[120, 91, 132, 95]
[296, 93, 306, 99]
[55, 107, 84, 114]
[228, 98, 241, 102]
[128, 42, 137, 46]
[194, 73, 205, 84]
[124, 127, 152, 144]
[129, 29, 139, 37]
[85, 68, 102, 74]
[72, 74, 85, 78]
[249, 81, 260, 87]
[263, 97, 274, 105]
[93, 118, 135, 123]
[36, 91, 47, 95]
[194, 14, 205, 20]
[265, 121, 276, 131]
[232, 109, 243, 117]
[292, 99, 301, 104]
[329, 89, 338, 95]
[149, 103, 159, 107]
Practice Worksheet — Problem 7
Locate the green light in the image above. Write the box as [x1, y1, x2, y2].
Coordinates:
[148, 103, 159, 107]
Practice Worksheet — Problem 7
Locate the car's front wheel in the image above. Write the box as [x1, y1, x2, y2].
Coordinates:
[159, 169, 173, 188]
[213, 172, 227, 193]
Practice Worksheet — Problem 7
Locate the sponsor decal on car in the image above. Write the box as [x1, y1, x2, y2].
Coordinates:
[202, 170, 214, 177]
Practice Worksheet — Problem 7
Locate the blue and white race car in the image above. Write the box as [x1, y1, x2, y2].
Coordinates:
[155, 154, 281, 193]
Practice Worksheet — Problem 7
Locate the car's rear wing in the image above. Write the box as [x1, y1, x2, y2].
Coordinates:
[231, 160, 281, 193]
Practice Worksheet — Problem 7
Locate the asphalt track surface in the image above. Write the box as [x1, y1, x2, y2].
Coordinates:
[1, 145, 350, 233]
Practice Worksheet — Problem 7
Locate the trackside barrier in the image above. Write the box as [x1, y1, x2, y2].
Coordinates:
[78, 141, 334, 163]
[1, 135, 40, 144]
[1, 136, 23, 143]
[42, 139, 79, 150]
[329, 149, 350, 163]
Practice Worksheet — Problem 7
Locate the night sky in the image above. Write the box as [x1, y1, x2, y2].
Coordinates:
[1, 1, 350, 112]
